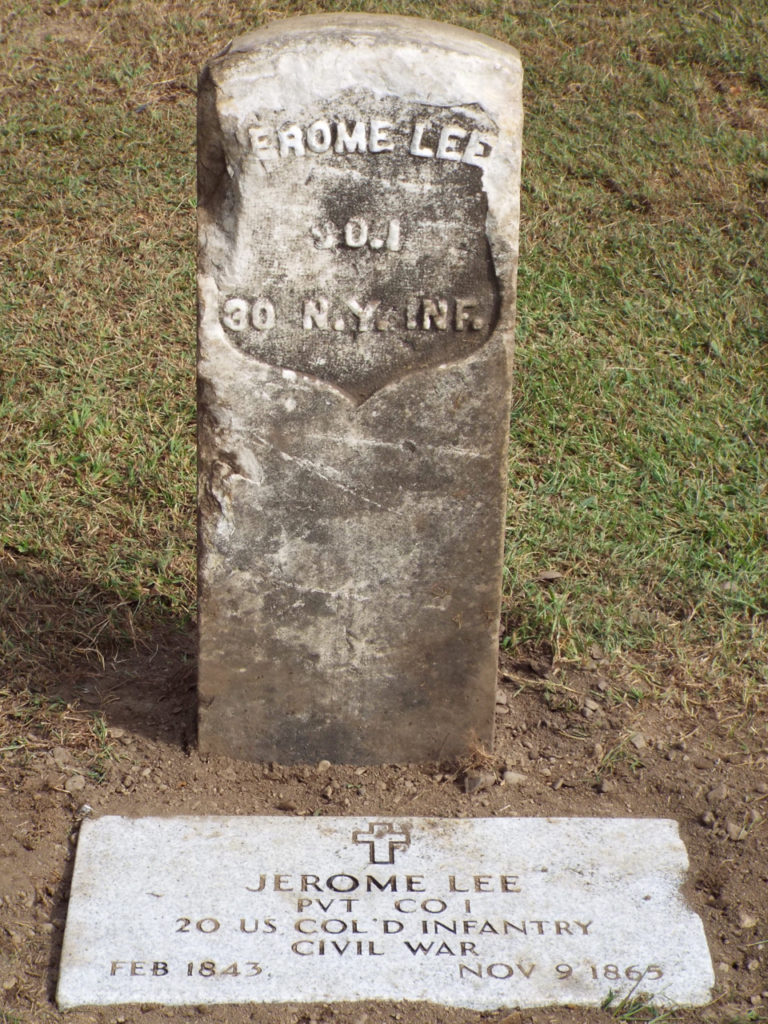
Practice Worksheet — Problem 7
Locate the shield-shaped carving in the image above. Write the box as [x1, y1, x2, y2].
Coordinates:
[207, 94, 500, 403]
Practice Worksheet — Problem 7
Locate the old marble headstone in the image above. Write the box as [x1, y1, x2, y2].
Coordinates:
[197, 15, 522, 763]
[56, 816, 714, 1009]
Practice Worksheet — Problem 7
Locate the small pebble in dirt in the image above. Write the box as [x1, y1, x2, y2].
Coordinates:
[725, 820, 746, 841]
[700, 810, 716, 828]
[64, 775, 86, 793]
[738, 911, 759, 929]
[464, 771, 495, 795]
[597, 777, 616, 794]
[317, 759, 331, 772]
[629, 732, 647, 750]
[755, 781, 768, 794]
[706, 784, 728, 804]
[502, 770, 526, 787]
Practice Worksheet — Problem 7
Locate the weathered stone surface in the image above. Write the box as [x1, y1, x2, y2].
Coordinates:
[197, 15, 522, 764]
[56, 815, 714, 1009]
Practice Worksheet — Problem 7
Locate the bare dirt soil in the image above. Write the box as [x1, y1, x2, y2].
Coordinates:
[1, 622, 766, 1024]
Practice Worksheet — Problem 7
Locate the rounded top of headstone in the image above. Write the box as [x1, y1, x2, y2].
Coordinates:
[216, 13, 520, 66]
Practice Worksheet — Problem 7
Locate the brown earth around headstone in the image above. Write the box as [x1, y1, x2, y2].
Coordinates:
[1, 624, 766, 1024]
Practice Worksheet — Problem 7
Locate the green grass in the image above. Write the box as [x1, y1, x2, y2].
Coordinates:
[497, 2, 768, 709]
[0, 0, 766, 713]
[602, 991, 679, 1022]
[0, 688, 113, 781]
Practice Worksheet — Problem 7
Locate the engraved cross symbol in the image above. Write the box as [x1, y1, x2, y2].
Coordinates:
[352, 822, 411, 865]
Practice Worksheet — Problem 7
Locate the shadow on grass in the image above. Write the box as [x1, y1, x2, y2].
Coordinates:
[1, 549, 197, 749]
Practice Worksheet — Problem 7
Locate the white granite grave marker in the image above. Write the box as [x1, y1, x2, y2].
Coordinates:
[57, 816, 714, 1010]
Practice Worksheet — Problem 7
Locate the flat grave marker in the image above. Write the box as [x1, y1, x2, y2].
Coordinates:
[57, 815, 714, 1010]
[197, 15, 523, 764]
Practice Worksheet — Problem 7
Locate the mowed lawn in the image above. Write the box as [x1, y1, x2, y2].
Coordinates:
[1, 1, 766, 722]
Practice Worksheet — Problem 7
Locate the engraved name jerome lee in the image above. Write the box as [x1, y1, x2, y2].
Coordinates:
[102, 825, 667, 992]
[247, 117, 494, 165]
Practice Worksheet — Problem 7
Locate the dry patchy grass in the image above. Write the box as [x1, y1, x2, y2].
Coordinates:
[1, 0, 766, 728]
